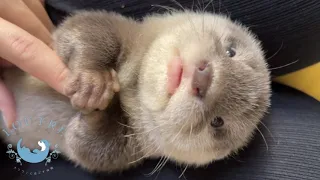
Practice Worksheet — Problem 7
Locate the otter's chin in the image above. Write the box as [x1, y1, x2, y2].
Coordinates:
[164, 148, 232, 166]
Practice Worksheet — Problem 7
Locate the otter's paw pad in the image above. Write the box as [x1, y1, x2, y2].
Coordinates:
[64, 69, 120, 112]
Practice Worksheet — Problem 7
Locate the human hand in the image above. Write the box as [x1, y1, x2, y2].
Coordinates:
[0, 0, 70, 129]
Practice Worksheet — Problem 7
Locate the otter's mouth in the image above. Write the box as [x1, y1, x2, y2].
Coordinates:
[167, 57, 183, 95]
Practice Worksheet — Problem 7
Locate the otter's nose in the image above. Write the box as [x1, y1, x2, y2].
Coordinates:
[191, 61, 212, 98]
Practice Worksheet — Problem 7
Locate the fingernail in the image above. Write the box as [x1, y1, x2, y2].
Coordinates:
[0, 110, 6, 126]
[0, 110, 12, 129]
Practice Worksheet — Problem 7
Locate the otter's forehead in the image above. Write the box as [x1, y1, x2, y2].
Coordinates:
[145, 11, 251, 39]
[142, 11, 263, 64]
[168, 12, 265, 69]
[144, 11, 263, 58]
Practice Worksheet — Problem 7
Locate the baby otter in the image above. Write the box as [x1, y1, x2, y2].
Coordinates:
[1, 10, 271, 173]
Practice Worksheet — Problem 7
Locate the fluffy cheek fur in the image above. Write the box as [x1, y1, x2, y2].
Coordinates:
[157, 67, 269, 166]
[140, 63, 269, 165]
[138, 33, 177, 112]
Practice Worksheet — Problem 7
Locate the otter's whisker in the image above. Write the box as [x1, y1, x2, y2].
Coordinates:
[259, 121, 276, 142]
[132, 142, 142, 152]
[204, 0, 214, 12]
[243, 115, 269, 151]
[195, 4, 201, 11]
[129, 145, 160, 164]
[151, 4, 177, 13]
[210, 0, 215, 13]
[255, 125, 269, 151]
[230, 155, 245, 163]
[146, 156, 165, 176]
[170, 116, 189, 143]
[132, 139, 157, 156]
[179, 165, 189, 179]
[200, 0, 205, 37]
[269, 59, 299, 70]
[196, 0, 201, 10]
[189, 122, 193, 142]
[124, 124, 164, 138]
[266, 41, 283, 61]
[122, 107, 136, 118]
[202, 0, 206, 12]
[155, 156, 170, 178]
[170, 0, 186, 11]
[150, 141, 176, 177]
[170, 0, 201, 40]
[191, 0, 195, 11]
[117, 121, 143, 130]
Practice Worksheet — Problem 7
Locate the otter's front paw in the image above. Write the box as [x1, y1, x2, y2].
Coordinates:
[64, 69, 120, 113]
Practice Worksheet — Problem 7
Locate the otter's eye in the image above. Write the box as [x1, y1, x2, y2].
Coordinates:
[211, 117, 224, 128]
[226, 47, 236, 57]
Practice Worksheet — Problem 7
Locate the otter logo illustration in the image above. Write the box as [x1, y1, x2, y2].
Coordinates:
[6, 138, 60, 166]
[16, 138, 50, 163]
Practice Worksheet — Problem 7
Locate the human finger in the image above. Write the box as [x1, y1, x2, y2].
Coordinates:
[22, 0, 55, 32]
[0, 0, 52, 45]
[0, 17, 70, 95]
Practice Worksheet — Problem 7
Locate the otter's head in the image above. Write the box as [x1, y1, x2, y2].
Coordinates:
[138, 11, 271, 166]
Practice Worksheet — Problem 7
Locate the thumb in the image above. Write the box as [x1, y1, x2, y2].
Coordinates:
[0, 78, 16, 129]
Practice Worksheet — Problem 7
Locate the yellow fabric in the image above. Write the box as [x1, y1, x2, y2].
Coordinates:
[273, 62, 320, 101]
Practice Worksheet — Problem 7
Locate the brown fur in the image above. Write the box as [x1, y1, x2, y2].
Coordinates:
[1, 10, 271, 173]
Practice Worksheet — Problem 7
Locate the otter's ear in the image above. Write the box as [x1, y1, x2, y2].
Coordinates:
[273, 62, 320, 101]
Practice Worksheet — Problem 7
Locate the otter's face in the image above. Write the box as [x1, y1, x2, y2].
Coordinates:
[138, 12, 271, 166]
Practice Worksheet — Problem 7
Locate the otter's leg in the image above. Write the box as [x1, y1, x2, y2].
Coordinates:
[52, 11, 143, 172]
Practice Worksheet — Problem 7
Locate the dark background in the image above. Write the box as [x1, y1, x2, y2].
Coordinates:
[44, 0, 320, 76]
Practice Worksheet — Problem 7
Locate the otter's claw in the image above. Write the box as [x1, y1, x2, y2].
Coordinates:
[64, 69, 120, 113]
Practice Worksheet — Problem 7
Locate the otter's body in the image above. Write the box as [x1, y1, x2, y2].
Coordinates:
[1, 10, 271, 173]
